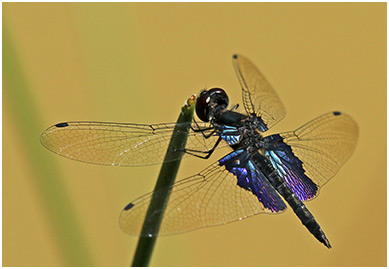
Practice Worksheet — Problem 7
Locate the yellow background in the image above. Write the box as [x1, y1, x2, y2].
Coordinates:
[3, 3, 386, 266]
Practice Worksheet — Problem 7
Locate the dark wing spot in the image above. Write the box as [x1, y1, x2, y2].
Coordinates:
[333, 111, 341, 116]
[124, 202, 134, 210]
[55, 122, 69, 128]
[233, 54, 238, 59]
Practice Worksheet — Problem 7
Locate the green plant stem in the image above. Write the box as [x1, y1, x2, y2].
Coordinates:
[3, 22, 93, 266]
[131, 96, 196, 267]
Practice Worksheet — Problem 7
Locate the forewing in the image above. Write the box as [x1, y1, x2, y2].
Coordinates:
[232, 54, 286, 130]
[265, 111, 358, 196]
[41, 121, 225, 166]
[120, 153, 286, 236]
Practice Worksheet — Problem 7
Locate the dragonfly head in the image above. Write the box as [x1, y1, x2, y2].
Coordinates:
[196, 88, 229, 122]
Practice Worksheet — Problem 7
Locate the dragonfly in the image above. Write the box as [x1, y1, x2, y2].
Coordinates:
[41, 54, 358, 248]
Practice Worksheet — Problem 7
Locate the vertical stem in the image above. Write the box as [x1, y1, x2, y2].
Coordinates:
[3, 22, 93, 266]
[131, 95, 196, 267]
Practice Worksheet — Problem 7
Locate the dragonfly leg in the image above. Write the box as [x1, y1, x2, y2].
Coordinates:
[190, 119, 217, 138]
[182, 136, 223, 159]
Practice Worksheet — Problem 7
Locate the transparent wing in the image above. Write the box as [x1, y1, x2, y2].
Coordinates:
[41, 121, 226, 166]
[265, 111, 358, 191]
[120, 155, 286, 236]
[232, 54, 286, 130]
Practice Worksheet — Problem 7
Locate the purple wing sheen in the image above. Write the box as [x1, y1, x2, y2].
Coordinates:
[40, 121, 228, 167]
[218, 150, 286, 212]
[120, 153, 287, 236]
[264, 111, 358, 199]
[232, 54, 286, 130]
[264, 135, 318, 201]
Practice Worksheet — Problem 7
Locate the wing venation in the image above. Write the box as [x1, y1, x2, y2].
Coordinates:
[41, 121, 226, 166]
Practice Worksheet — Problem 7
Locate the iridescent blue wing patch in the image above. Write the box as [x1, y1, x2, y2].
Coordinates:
[120, 154, 286, 237]
[264, 135, 318, 201]
[219, 150, 286, 212]
[232, 54, 286, 130]
[219, 125, 241, 145]
[264, 112, 358, 199]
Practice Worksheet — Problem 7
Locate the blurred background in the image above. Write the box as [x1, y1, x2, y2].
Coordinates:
[3, 3, 386, 267]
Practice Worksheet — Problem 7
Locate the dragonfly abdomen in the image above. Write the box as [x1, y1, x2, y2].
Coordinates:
[267, 170, 332, 249]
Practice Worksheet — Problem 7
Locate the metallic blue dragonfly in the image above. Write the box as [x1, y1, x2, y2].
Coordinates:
[41, 54, 358, 248]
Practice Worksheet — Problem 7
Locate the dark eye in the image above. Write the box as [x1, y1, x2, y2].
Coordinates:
[195, 88, 229, 122]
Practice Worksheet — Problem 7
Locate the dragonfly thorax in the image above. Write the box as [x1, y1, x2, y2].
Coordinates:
[214, 110, 266, 153]
[235, 116, 266, 153]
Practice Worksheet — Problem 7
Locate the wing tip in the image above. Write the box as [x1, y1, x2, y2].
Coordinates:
[124, 202, 134, 211]
[55, 122, 69, 128]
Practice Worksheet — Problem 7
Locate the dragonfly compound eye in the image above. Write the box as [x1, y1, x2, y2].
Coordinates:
[195, 88, 229, 122]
